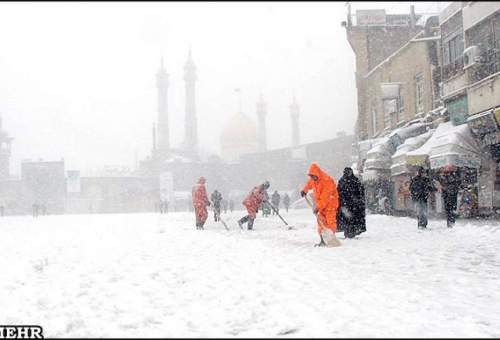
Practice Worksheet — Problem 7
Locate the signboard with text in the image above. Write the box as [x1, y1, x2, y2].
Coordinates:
[356, 9, 386, 26]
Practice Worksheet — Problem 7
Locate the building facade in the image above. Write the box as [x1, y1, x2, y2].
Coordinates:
[345, 2, 500, 217]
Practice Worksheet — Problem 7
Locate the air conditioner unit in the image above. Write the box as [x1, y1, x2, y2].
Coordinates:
[463, 45, 481, 69]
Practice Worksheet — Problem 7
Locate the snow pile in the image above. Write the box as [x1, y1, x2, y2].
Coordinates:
[1, 211, 499, 338]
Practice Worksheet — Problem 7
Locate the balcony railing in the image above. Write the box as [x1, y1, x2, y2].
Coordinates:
[442, 56, 464, 81]
[469, 49, 500, 83]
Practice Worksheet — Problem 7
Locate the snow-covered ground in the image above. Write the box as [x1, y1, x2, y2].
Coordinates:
[1, 209, 500, 338]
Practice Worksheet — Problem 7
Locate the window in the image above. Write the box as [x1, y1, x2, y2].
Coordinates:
[446, 95, 468, 125]
[466, 13, 500, 82]
[441, 11, 464, 80]
[383, 98, 396, 128]
[443, 43, 450, 65]
[397, 92, 405, 124]
[371, 105, 377, 136]
[415, 73, 424, 114]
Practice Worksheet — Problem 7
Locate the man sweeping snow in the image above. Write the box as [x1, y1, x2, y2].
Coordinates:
[192, 177, 211, 230]
[238, 181, 270, 230]
[301, 163, 340, 247]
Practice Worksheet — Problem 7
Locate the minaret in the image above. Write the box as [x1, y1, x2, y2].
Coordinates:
[152, 122, 157, 157]
[289, 96, 300, 146]
[0, 114, 13, 180]
[156, 58, 169, 159]
[256, 93, 267, 152]
[183, 49, 198, 159]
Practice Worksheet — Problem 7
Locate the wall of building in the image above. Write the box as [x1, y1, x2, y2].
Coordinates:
[364, 39, 435, 138]
[346, 13, 426, 141]
[467, 75, 500, 115]
[463, 1, 500, 31]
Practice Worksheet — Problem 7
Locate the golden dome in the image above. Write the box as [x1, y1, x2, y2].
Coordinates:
[220, 112, 258, 161]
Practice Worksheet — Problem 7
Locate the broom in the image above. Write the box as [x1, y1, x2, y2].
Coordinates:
[304, 195, 341, 247]
[266, 202, 295, 230]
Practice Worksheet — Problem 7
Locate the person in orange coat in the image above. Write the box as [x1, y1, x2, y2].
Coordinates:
[192, 176, 211, 230]
[300, 163, 340, 246]
[238, 181, 270, 230]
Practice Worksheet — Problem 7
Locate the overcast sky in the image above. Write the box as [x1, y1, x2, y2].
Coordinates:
[0, 1, 447, 176]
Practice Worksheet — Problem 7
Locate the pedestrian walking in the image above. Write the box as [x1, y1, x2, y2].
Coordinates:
[283, 193, 290, 213]
[438, 168, 461, 228]
[409, 167, 437, 229]
[211, 189, 223, 222]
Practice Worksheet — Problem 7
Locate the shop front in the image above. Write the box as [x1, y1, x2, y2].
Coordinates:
[427, 122, 482, 218]
[390, 131, 433, 214]
[467, 106, 500, 214]
[362, 137, 393, 214]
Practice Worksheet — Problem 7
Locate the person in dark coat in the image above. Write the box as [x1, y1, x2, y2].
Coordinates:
[283, 193, 290, 212]
[337, 167, 366, 238]
[261, 189, 271, 217]
[438, 169, 461, 228]
[210, 189, 223, 222]
[271, 190, 281, 215]
[409, 167, 437, 229]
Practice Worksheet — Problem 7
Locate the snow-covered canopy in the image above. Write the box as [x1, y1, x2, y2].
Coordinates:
[363, 137, 392, 171]
[406, 122, 482, 169]
[362, 169, 379, 182]
[363, 123, 431, 173]
[358, 138, 381, 161]
[391, 130, 433, 176]
[428, 123, 482, 169]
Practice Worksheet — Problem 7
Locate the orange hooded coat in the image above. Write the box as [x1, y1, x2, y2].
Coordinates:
[192, 177, 210, 224]
[302, 163, 339, 234]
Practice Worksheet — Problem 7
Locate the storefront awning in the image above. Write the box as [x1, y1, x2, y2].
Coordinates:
[363, 137, 392, 171]
[406, 122, 482, 169]
[391, 130, 433, 176]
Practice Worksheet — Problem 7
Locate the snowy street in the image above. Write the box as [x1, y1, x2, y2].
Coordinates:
[1, 210, 500, 338]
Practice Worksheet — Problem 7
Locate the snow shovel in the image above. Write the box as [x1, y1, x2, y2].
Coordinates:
[304, 196, 341, 247]
[266, 202, 294, 230]
[218, 215, 230, 231]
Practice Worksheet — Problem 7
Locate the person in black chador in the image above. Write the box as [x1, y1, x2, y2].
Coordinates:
[337, 167, 366, 238]
[211, 189, 223, 222]
[409, 167, 437, 229]
[437, 169, 461, 228]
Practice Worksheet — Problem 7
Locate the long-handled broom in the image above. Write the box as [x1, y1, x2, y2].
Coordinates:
[267, 202, 294, 230]
[304, 195, 341, 247]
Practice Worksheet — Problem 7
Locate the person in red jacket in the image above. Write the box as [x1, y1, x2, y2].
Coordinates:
[238, 181, 270, 230]
[192, 176, 211, 230]
[301, 163, 340, 246]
